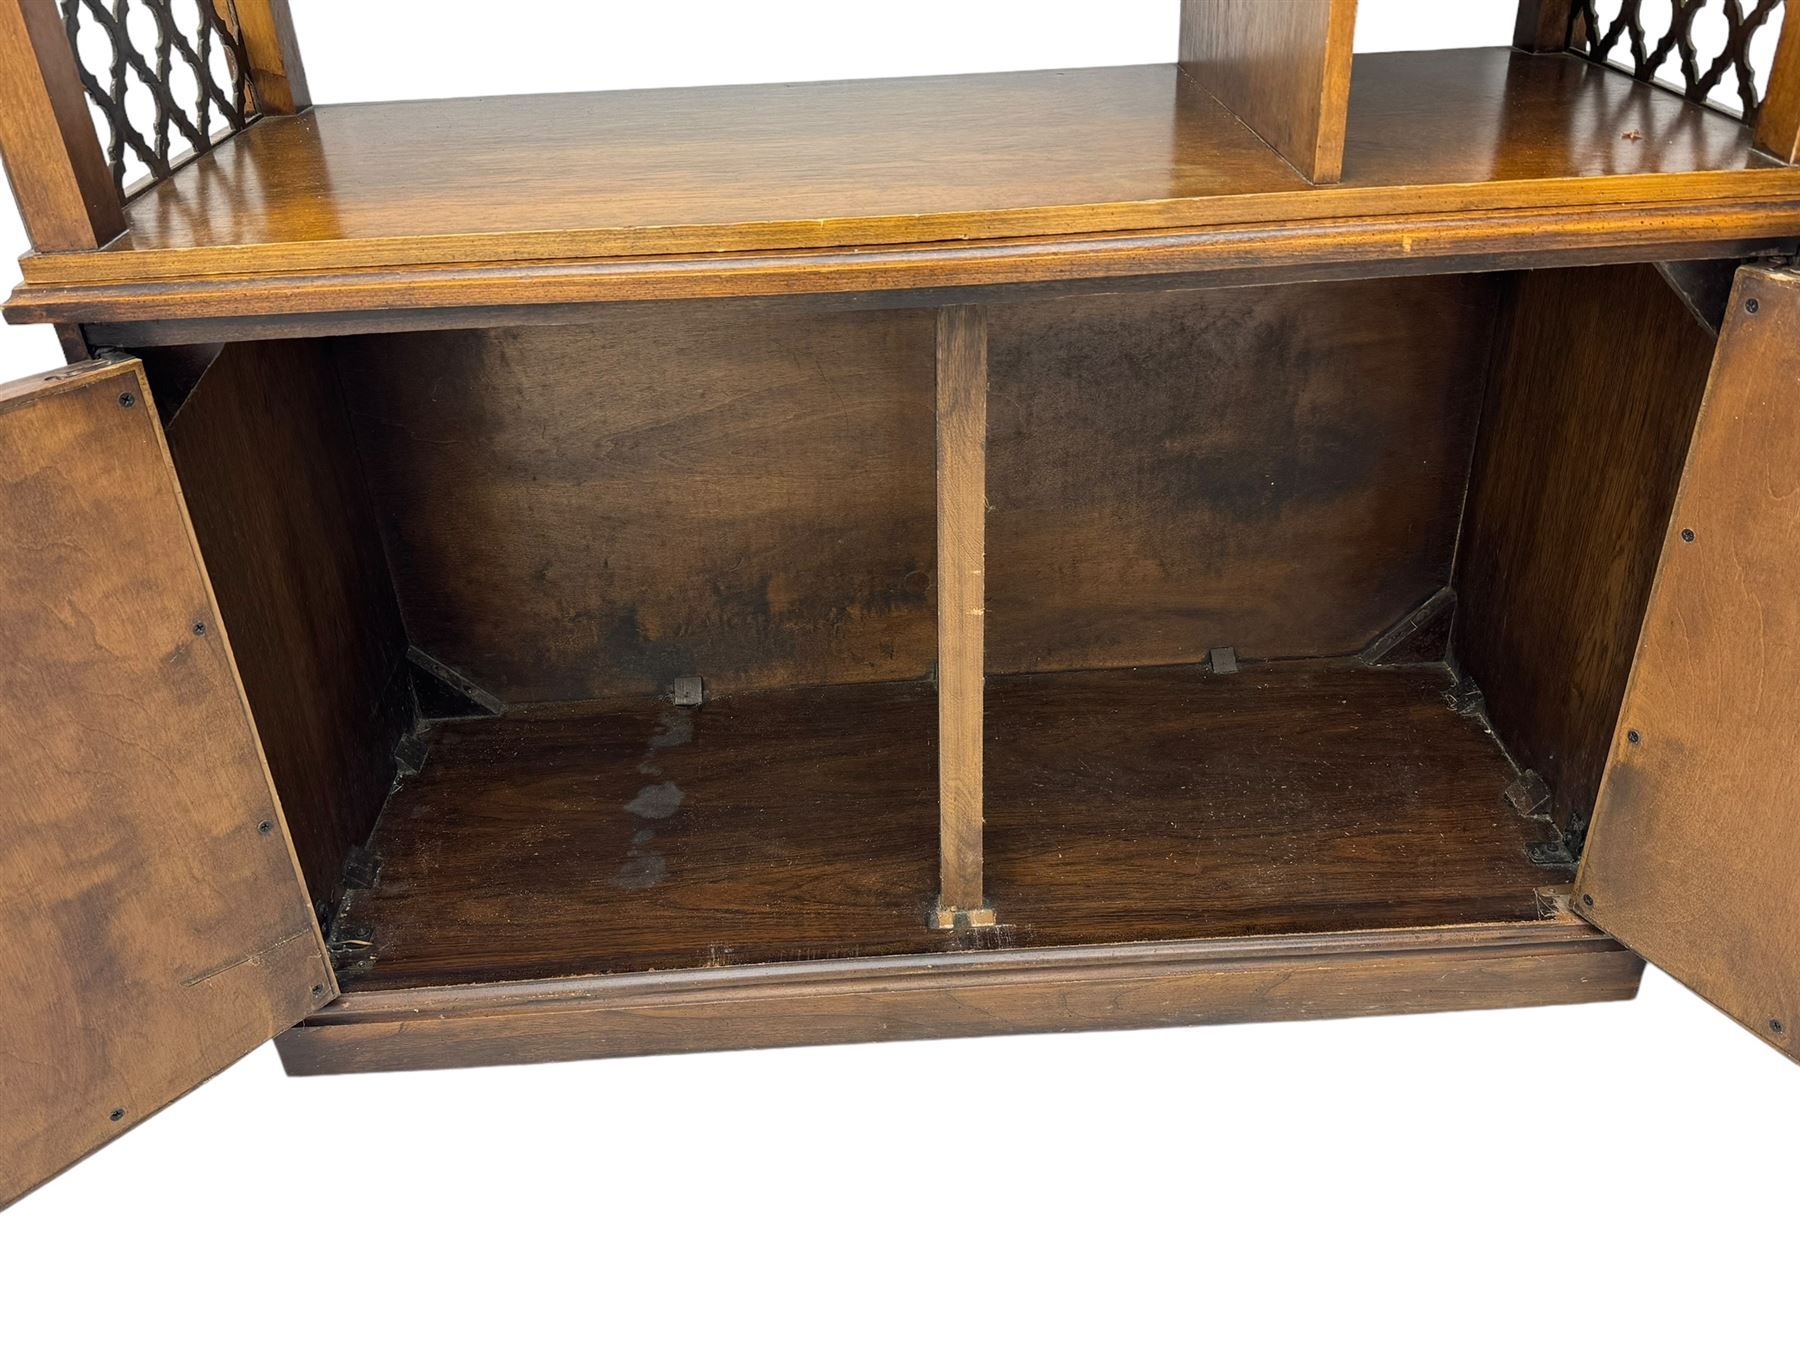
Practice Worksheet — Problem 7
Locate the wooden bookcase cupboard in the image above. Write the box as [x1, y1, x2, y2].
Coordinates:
[5, 0, 1800, 1208]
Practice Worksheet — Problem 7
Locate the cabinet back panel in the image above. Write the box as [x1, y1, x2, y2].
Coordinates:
[1453, 265, 1716, 834]
[336, 276, 1497, 706]
[988, 275, 1499, 672]
[335, 307, 940, 706]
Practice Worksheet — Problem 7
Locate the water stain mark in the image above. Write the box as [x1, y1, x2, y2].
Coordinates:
[626, 781, 684, 820]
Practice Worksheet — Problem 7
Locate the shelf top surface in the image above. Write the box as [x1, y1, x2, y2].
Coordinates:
[15, 47, 1800, 309]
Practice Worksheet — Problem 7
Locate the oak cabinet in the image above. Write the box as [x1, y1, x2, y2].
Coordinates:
[5, 0, 1800, 1208]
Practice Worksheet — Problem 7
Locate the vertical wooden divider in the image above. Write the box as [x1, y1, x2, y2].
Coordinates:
[931, 305, 996, 931]
[1178, 0, 1358, 185]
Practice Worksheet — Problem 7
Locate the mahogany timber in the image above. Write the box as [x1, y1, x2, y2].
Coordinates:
[1179, 0, 1357, 184]
[12, 51, 1800, 326]
[1577, 266, 1800, 1064]
[987, 276, 1498, 672]
[0, 0, 124, 252]
[933, 306, 989, 924]
[164, 341, 413, 914]
[0, 360, 331, 1209]
[279, 919, 1643, 1075]
[1454, 266, 1715, 836]
[332, 664, 1562, 992]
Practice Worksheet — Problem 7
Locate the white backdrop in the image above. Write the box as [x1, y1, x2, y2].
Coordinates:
[2, 4, 1795, 1345]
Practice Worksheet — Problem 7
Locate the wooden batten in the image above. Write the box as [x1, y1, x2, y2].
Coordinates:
[233, 0, 312, 115]
[0, 0, 125, 252]
[932, 306, 994, 930]
[1177, 0, 1357, 184]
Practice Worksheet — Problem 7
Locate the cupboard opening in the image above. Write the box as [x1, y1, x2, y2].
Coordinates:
[141, 261, 1719, 999]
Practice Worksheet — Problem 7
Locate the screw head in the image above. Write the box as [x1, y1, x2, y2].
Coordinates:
[1680, 529, 1696, 543]
[1772, 1018, 1786, 1036]
[1627, 729, 1641, 745]
[1582, 894, 1595, 908]
[311, 984, 326, 999]
[108, 1107, 125, 1122]
[1746, 296, 1761, 315]
[257, 819, 274, 836]
[117, 391, 135, 408]
[191, 620, 207, 636]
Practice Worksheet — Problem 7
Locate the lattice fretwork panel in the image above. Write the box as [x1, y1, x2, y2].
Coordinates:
[1569, 0, 1788, 118]
[60, 0, 259, 198]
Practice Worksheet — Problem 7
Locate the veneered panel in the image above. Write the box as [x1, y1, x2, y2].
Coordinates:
[1577, 267, 1800, 1063]
[0, 360, 329, 1209]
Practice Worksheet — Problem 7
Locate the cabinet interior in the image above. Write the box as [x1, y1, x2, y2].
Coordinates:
[145, 261, 1719, 993]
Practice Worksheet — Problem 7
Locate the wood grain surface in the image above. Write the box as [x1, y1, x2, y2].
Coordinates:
[1454, 265, 1716, 834]
[335, 306, 938, 705]
[0, 360, 329, 1208]
[165, 340, 412, 915]
[12, 49, 1800, 328]
[1180, 0, 1357, 183]
[934, 306, 988, 918]
[1577, 266, 1800, 1063]
[988, 276, 1498, 670]
[280, 918, 1641, 1075]
[333, 663, 1562, 990]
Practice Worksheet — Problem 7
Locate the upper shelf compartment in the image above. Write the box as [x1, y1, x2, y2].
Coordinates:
[6, 1, 1800, 328]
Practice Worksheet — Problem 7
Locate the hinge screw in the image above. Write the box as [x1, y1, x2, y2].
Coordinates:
[311, 984, 326, 999]
[108, 1107, 125, 1122]
[191, 620, 208, 636]
[118, 391, 135, 408]
[1745, 296, 1760, 314]
[1582, 894, 1595, 908]
[1627, 729, 1641, 744]
[257, 819, 274, 836]
[1680, 528, 1696, 543]
[1772, 1019, 1786, 1036]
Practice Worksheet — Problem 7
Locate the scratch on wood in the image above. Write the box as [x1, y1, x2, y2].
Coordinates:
[181, 928, 314, 987]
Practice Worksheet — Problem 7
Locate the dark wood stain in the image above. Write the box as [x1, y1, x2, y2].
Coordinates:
[282, 919, 1641, 1075]
[337, 662, 1560, 991]
[988, 277, 1499, 673]
[986, 664, 1558, 944]
[166, 340, 413, 915]
[334, 306, 938, 706]
[1453, 265, 1716, 833]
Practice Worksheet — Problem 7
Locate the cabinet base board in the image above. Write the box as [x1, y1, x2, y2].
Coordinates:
[277, 918, 1642, 1075]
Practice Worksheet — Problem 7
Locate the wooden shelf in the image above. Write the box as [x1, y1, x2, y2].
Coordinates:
[13, 48, 1800, 328]
[333, 663, 1565, 992]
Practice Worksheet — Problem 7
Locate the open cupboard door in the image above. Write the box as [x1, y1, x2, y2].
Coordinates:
[0, 358, 333, 1208]
[1577, 266, 1800, 1065]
